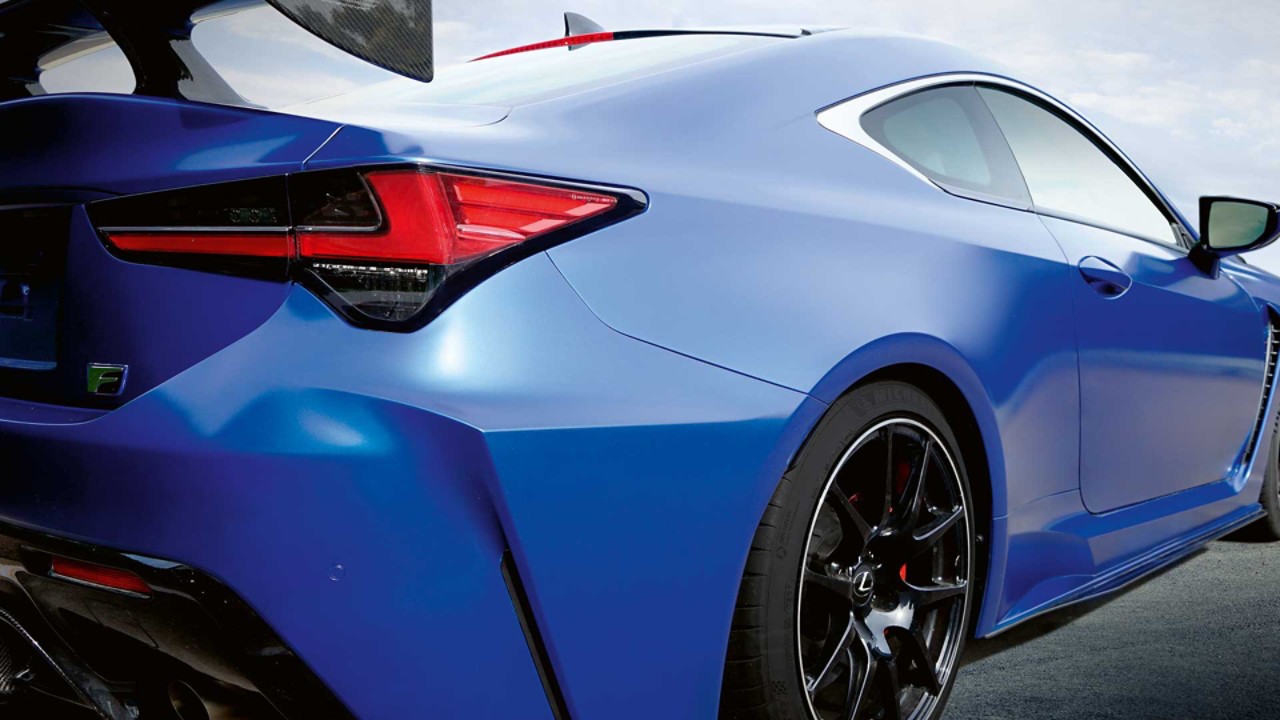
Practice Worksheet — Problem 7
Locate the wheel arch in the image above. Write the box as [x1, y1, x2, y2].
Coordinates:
[801, 335, 1009, 637]
[719, 347, 1006, 717]
[807, 333, 1007, 520]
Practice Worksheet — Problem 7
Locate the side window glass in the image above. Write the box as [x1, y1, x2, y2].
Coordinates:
[861, 85, 1030, 206]
[977, 86, 1179, 246]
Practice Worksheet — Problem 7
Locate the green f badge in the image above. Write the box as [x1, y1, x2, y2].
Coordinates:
[87, 364, 128, 396]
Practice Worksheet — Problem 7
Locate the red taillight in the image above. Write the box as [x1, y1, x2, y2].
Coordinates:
[103, 231, 291, 258]
[89, 165, 643, 329]
[446, 173, 618, 252]
[298, 170, 618, 265]
[51, 557, 151, 596]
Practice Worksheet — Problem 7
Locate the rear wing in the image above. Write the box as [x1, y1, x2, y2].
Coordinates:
[0, 0, 433, 103]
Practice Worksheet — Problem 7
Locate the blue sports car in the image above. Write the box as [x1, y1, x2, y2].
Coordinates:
[0, 2, 1278, 719]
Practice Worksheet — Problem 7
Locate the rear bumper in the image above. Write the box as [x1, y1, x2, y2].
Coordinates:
[0, 522, 349, 718]
[0, 253, 818, 719]
[0, 273, 564, 719]
[0, 389, 549, 719]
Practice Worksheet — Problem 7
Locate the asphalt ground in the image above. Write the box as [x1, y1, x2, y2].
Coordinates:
[945, 536, 1280, 719]
[7, 538, 1278, 718]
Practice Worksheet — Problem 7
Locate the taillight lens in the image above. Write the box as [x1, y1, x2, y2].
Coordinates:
[89, 166, 645, 329]
[104, 232, 292, 258]
[297, 170, 618, 264]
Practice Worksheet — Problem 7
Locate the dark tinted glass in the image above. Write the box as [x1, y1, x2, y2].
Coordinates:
[291, 170, 381, 229]
[89, 176, 289, 229]
[978, 86, 1177, 245]
[861, 85, 1030, 206]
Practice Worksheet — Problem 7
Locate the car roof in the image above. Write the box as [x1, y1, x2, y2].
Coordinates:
[297, 32, 791, 115]
[293, 29, 1005, 135]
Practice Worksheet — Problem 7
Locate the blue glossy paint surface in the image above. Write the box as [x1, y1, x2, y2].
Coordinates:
[1040, 216, 1266, 513]
[0, 28, 1277, 720]
[0, 93, 340, 196]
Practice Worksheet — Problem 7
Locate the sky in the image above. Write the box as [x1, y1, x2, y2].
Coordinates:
[44, 1, 1280, 267]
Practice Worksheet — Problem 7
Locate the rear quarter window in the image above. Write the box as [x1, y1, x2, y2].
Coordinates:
[860, 85, 1031, 207]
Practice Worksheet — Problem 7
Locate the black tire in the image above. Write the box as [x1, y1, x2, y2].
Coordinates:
[1240, 412, 1280, 541]
[720, 381, 977, 720]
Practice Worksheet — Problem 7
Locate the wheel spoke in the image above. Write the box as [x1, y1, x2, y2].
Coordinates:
[897, 439, 932, 529]
[829, 486, 874, 546]
[841, 646, 857, 718]
[805, 567, 856, 606]
[807, 613, 856, 694]
[908, 505, 963, 558]
[899, 629, 942, 695]
[877, 658, 903, 720]
[880, 427, 896, 527]
[842, 642, 876, 720]
[908, 579, 968, 609]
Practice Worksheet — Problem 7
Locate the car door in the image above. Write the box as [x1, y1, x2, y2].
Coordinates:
[977, 84, 1269, 513]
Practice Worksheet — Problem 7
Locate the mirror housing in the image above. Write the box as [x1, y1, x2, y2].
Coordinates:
[1190, 196, 1280, 277]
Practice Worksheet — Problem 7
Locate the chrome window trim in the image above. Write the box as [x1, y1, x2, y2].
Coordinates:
[815, 72, 1190, 248]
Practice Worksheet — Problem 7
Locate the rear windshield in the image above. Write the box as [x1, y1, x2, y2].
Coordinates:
[296, 33, 781, 113]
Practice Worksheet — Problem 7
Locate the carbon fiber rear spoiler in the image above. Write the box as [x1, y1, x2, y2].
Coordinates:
[0, 0, 432, 103]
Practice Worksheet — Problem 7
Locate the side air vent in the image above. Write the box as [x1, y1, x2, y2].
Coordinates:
[1243, 316, 1280, 470]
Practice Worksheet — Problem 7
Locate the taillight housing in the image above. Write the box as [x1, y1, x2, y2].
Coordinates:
[90, 165, 646, 330]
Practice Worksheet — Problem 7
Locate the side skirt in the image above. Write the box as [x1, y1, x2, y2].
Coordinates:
[986, 503, 1265, 637]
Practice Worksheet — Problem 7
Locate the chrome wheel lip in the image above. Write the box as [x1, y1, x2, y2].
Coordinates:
[795, 417, 973, 720]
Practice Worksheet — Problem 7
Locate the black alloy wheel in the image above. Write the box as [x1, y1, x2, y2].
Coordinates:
[720, 382, 977, 720]
[798, 418, 969, 720]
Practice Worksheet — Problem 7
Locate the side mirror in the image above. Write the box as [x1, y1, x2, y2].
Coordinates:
[1190, 196, 1280, 276]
